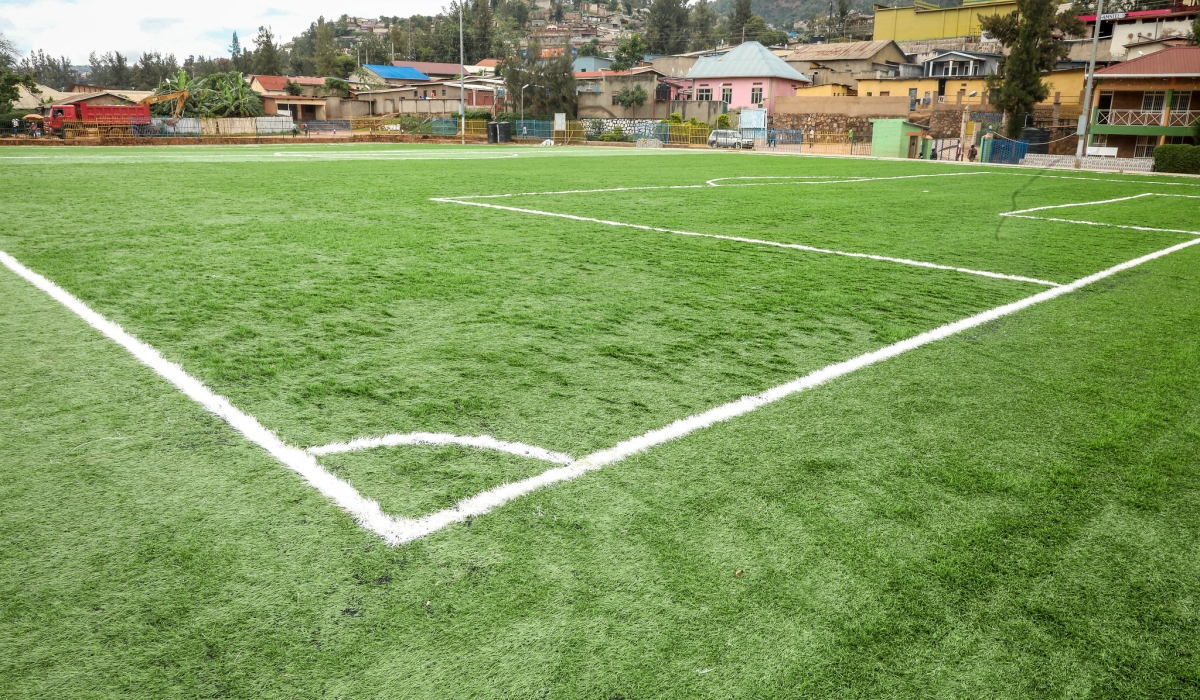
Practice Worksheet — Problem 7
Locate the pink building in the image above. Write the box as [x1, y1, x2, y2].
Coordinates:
[685, 41, 811, 115]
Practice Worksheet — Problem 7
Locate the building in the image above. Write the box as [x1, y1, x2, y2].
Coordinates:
[389, 61, 470, 80]
[1087, 46, 1200, 158]
[248, 75, 330, 119]
[360, 64, 433, 85]
[921, 50, 1001, 78]
[49, 90, 155, 107]
[12, 83, 73, 110]
[573, 56, 614, 73]
[685, 41, 811, 115]
[870, 118, 929, 157]
[1067, 1, 1200, 62]
[782, 40, 910, 90]
[872, 0, 1017, 42]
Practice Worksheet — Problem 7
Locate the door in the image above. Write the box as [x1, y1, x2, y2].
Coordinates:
[907, 135, 919, 158]
[1096, 91, 1113, 124]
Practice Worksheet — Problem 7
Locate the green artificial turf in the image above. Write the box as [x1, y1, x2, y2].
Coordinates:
[1, 144, 1199, 697]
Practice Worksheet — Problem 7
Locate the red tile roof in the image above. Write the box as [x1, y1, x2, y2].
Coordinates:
[473, 58, 500, 67]
[389, 61, 464, 76]
[252, 75, 326, 91]
[1096, 47, 1200, 77]
[574, 66, 659, 79]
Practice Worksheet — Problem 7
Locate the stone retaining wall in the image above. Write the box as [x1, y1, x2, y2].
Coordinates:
[771, 113, 878, 137]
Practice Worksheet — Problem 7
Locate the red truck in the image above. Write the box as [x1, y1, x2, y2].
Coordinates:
[45, 103, 151, 135]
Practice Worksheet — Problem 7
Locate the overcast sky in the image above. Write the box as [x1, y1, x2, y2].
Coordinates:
[2, 0, 437, 65]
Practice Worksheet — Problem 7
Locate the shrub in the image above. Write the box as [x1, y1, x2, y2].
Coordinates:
[464, 109, 493, 121]
[1153, 144, 1200, 174]
[668, 112, 683, 123]
[715, 113, 731, 129]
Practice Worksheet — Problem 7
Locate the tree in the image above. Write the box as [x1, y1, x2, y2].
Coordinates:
[151, 69, 263, 117]
[1191, 15, 1199, 44]
[742, 16, 787, 45]
[553, 2, 565, 22]
[228, 32, 252, 72]
[87, 51, 132, 88]
[729, 0, 753, 44]
[0, 32, 17, 71]
[253, 26, 283, 75]
[1, 70, 38, 113]
[980, 0, 1082, 136]
[131, 51, 179, 90]
[611, 33, 648, 70]
[502, 37, 576, 115]
[577, 38, 604, 57]
[645, 0, 690, 54]
[474, 0, 495, 62]
[689, 0, 719, 50]
[836, 0, 850, 37]
[614, 82, 648, 107]
[314, 19, 338, 76]
[17, 50, 81, 91]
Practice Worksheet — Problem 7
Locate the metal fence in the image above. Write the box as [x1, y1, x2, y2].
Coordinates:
[57, 115, 297, 139]
[981, 135, 1028, 164]
[301, 120, 351, 133]
[925, 137, 963, 161]
[514, 120, 553, 140]
[759, 130, 871, 155]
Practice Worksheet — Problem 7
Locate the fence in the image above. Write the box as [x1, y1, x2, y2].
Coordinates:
[57, 115, 297, 139]
[301, 120, 350, 133]
[760, 130, 871, 155]
[981, 135, 1028, 164]
[514, 120, 553, 140]
[924, 137, 964, 161]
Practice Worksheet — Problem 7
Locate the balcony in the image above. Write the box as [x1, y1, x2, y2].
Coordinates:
[1096, 109, 1163, 126]
[1168, 110, 1200, 127]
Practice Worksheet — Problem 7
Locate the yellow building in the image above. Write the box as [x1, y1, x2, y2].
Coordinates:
[794, 83, 857, 96]
[872, 0, 1017, 42]
[856, 76, 988, 103]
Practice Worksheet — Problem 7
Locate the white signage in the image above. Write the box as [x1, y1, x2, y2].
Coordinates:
[554, 113, 567, 130]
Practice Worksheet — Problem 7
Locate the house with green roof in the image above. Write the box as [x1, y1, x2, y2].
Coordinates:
[686, 41, 811, 115]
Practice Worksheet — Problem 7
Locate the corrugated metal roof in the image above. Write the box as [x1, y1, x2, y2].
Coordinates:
[364, 64, 433, 81]
[1096, 46, 1200, 76]
[391, 60, 469, 75]
[784, 40, 898, 62]
[252, 75, 326, 91]
[686, 41, 811, 81]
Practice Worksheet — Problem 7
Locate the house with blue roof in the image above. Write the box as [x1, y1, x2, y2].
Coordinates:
[686, 41, 811, 115]
[360, 64, 433, 85]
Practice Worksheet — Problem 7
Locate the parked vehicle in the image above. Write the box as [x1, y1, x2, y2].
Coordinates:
[708, 129, 754, 149]
[45, 103, 151, 135]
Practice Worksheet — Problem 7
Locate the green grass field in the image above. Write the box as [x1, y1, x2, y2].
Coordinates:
[2, 144, 1200, 697]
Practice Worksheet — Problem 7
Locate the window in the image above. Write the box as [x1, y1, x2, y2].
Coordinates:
[751, 87, 763, 104]
[721, 87, 732, 103]
[441, 89, 446, 96]
[1091, 134, 1107, 147]
[1172, 91, 1192, 111]
[1141, 91, 1165, 113]
[697, 88, 712, 101]
[1134, 135, 1157, 158]
[880, 91, 890, 97]
[866, 92, 872, 96]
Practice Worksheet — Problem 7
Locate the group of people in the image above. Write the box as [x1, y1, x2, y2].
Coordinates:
[10, 118, 41, 137]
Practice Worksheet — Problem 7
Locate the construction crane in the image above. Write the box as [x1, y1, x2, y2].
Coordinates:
[138, 91, 189, 119]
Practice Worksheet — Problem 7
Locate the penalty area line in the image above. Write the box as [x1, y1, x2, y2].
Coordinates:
[432, 197, 1061, 287]
[395, 235, 1200, 544]
[309, 432, 574, 464]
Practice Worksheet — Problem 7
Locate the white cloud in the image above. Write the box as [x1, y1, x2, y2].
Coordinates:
[2, 0, 440, 64]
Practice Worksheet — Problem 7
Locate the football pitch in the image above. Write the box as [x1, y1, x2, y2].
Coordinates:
[2, 143, 1200, 697]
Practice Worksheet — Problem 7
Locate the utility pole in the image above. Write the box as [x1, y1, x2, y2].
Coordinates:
[1075, 0, 1104, 168]
[460, 0, 466, 145]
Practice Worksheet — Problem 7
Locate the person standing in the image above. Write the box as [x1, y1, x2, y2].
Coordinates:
[968, 143, 978, 162]
[12, 118, 18, 136]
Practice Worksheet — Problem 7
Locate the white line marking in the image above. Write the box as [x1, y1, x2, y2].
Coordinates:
[1003, 193, 1155, 214]
[308, 432, 574, 464]
[1000, 214, 1200, 236]
[391, 236, 1200, 544]
[0, 250, 400, 540]
[432, 197, 1062, 287]
[704, 172, 988, 187]
[1000, 192, 1200, 236]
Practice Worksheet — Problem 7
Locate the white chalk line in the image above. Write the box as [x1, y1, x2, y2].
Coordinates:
[392, 235, 1200, 543]
[308, 432, 574, 464]
[1001, 192, 1200, 236]
[432, 197, 1062, 287]
[0, 250, 402, 541]
[6, 236, 1200, 545]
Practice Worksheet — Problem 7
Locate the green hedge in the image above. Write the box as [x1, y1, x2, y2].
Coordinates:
[1154, 144, 1200, 174]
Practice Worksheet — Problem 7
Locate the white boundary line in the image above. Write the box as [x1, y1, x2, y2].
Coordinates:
[308, 432, 574, 464]
[432, 196, 1063, 287]
[6, 236, 1199, 544]
[1000, 192, 1200, 237]
[0, 250, 402, 540]
[387, 236, 1200, 543]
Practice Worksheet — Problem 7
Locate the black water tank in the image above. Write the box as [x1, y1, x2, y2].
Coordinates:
[496, 121, 512, 143]
[487, 121, 499, 143]
[1021, 127, 1050, 154]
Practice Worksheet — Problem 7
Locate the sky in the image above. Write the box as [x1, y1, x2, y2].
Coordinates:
[1, 0, 435, 65]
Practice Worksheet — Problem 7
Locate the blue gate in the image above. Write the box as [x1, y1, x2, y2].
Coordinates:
[983, 136, 1028, 164]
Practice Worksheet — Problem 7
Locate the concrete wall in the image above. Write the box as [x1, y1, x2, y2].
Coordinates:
[578, 96, 724, 122]
[775, 95, 910, 117]
[324, 97, 373, 119]
[651, 55, 701, 79]
[873, 0, 1017, 42]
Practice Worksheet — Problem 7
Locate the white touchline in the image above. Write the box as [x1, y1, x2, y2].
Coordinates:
[1000, 192, 1200, 236]
[1000, 215, 1200, 236]
[388, 236, 1200, 544]
[432, 197, 1062, 287]
[308, 432, 574, 464]
[0, 250, 401, 541]
[5, 237, 1200, 545]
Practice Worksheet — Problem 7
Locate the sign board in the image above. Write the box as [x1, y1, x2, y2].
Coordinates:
[554, 113, 567, 130]
[1100, 12, 1126, 20]
[739, 108, 767, 129]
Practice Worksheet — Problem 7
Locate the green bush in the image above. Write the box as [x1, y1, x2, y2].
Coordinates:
[715, 113, 731, 129]
[464, 109, 493, 121]
[1153, 144, 1200, 174]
